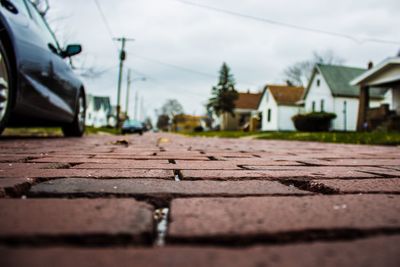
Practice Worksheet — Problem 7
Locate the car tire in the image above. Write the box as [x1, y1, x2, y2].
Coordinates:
[0, 40, 13, 135]
[139, 131, 143, 136]
[62, 91, 85, 137]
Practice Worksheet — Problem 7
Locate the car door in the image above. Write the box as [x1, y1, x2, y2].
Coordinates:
[0, 0, 54, 121]
[21, 0, 73, 122]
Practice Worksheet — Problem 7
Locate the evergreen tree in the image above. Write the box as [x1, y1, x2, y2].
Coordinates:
[207, 63, 239, 116]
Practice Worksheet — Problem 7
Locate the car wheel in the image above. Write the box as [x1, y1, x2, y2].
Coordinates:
[0, 41, 13, 135]
[139, 131, 143, 136]
[62, 91, 85, 137]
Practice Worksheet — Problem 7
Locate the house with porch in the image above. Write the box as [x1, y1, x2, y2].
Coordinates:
[300, 64, 389, 131]
[257, 85, 304, 131]
[218, 91, 263, 131]
[351, 57, 400, 131]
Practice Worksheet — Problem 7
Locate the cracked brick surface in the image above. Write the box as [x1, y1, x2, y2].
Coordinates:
[0, 133, 399, 266]
[168, 195, 400, 243]
[0, 199, 154, 245]
[1, 236, 400, 267]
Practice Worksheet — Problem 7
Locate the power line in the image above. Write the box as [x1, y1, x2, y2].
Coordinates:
[131, 54, 217, 79]
[173, 0, 400, 46]
[91, 0, 257, 90]
[93, 0, 115, 40]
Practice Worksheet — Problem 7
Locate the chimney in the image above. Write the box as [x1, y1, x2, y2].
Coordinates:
[368, 61, 374, 70]
[247, 89, 250, 94]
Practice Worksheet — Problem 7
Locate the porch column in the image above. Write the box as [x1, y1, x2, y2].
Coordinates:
[357, 86, 370, 131]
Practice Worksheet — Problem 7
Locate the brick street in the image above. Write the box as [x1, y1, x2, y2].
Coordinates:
[0, 133, 399, 267]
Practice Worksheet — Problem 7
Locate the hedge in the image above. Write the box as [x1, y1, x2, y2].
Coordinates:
[292, 112, 337, 132]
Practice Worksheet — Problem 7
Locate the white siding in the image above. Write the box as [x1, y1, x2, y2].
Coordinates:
[333, 97, 358, 131]
[304, 71, 388, 131]
[278, 106, 299, 131]
[258, 89, 279, 131]
[304, 72, 334, 113]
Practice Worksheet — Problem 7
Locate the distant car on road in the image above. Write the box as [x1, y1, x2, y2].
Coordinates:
[121, 120, 145, 135]
[0, 0, 86, 136]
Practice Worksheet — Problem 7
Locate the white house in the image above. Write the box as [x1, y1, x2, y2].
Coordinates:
[86, 95, 115, 128]
[258, 85, 304, 131]
[301, 64, 389, 131]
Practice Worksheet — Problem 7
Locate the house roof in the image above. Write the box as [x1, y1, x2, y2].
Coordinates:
[267, 85, 305, 106]
[235, 92, 263, 110]
[351, 57, 400, 87]
[303, 64, 387, 99]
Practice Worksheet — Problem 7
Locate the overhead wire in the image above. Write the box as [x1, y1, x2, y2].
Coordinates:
[173, 0, 400, 46]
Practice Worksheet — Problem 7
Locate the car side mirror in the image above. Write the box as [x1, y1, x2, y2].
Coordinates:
[61, 44, 82, 58]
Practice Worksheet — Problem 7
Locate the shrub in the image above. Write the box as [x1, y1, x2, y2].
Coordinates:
[193, 126, 204, 132]
[292, 112, 337, 132]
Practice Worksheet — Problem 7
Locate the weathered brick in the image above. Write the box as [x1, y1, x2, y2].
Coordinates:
[181, 167, 378, 180]
[29, 178, 310, 198]
[360, 167, 400, 177]
[168, 195, 400, 242]
[174, 161, 241, 170]
[72, 161, 172, 169]
[0, 199, 154, 245]
[310, 179, 400, 193]
[1, 236, 400, 267]
[0, 178, 34, 197]
[0, 168, 174, 179]
[301, 159, 400, 166]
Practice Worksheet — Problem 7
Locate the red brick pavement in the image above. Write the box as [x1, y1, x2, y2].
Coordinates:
[0, 133, 399, 266]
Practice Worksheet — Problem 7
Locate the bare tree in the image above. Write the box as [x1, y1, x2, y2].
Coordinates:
[161, 99, 184, 119]
[283, 50, 345, 86]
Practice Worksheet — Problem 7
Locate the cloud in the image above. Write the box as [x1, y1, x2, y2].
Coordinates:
[49, 0, 400, 120]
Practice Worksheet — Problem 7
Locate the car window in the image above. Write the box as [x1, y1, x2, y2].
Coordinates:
[10, 0, 30, 17]
[24, 0, 60, 52]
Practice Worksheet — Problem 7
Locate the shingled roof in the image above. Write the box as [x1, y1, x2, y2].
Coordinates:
[303, 64, 387, 99]
[265, 85, 305, 106]
[234, 92, 263, 110]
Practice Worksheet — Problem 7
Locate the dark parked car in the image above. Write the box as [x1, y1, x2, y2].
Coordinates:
[0, 0, 86, 136]
[121, 120, 144, 135]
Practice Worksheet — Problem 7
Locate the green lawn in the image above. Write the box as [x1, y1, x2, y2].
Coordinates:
[185, 131, 400, 146]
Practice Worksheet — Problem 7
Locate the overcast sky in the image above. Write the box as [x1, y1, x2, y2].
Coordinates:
[47, 0, 400, 121]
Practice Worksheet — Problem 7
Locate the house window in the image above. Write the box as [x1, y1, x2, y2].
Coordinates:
[267, 109, 271, 122]
[321, 100, 325, 112]
[312, 101, 316, 112]
[317, 79, 321, 87]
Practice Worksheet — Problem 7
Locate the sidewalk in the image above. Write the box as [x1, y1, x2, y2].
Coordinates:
[0, 133, 399, 266]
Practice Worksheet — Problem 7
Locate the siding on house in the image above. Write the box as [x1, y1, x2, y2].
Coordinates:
[259, 90, 279, 131]
[258, 85, 304, 131]
[303, 64, 388, 131]
[86, 95, 114, 128]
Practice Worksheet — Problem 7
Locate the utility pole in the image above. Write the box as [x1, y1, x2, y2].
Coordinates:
[113, 37, 134, 128]
[140, 97, 144, 121]
[134, 91, 139, 121]
[125, 69, 132, 118]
